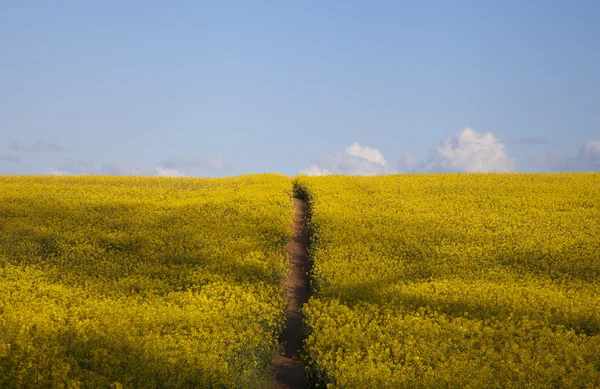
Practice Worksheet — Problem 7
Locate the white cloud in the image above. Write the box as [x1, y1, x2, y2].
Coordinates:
[538, 139, 600, 171]
[345, 142, 387, 165]
[156, 167, 185, 177]
[421, 128, 515, 173]
[580, 140, 600, 163]
[300, 164, 333, 176]
[48, 167, 72, 176]
[300, 142, 391, 176]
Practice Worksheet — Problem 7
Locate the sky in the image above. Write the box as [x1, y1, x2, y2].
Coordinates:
[1, 1, 599, 177]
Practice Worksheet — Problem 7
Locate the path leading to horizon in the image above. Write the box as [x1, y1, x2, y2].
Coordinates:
[272, 197, 310, 389]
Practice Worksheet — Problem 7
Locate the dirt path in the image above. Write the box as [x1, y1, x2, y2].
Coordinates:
[272, 197, 310, 389]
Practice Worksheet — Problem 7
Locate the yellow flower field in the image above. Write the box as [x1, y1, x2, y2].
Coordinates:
[2, 173, 599, 388]
[0, 175, 293, 388]
[297, 174, 600, 388]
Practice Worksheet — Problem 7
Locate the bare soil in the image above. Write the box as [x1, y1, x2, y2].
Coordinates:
[272, 197, 310, 389]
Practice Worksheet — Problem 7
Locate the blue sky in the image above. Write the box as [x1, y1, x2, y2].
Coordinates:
[1, 1, 599, 176]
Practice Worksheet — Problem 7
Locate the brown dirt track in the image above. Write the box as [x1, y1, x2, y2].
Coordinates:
[272, 197, 310, 389]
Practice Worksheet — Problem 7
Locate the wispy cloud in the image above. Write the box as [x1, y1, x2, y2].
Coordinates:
[100, 159, 146, 176]
[535, 139, 600, 172]
[158, 156, 230, 172]
[156, 167, 185, 177]
[0, 155, 23, 163]
[48, 158, 146, 176]
[48, 159, 99, 175]
[48, 155, 226, 177]
[9, 140, 63, 153]
[397, 153, 418, 172]
[300, 164, 333, 176]
[513, 137, 550, 145]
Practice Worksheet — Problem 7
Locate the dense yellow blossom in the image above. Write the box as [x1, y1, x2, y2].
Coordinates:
[3, 173, 600, 387]
[0, 175, 293, 388]
[297, 173, 600, 388]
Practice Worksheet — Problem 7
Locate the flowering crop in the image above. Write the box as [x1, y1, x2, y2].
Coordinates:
[297, 174, 600, 388]
[0, 175, 293, 388]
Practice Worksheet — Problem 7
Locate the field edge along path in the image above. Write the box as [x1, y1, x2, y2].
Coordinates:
[272, 196, 310, 389]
